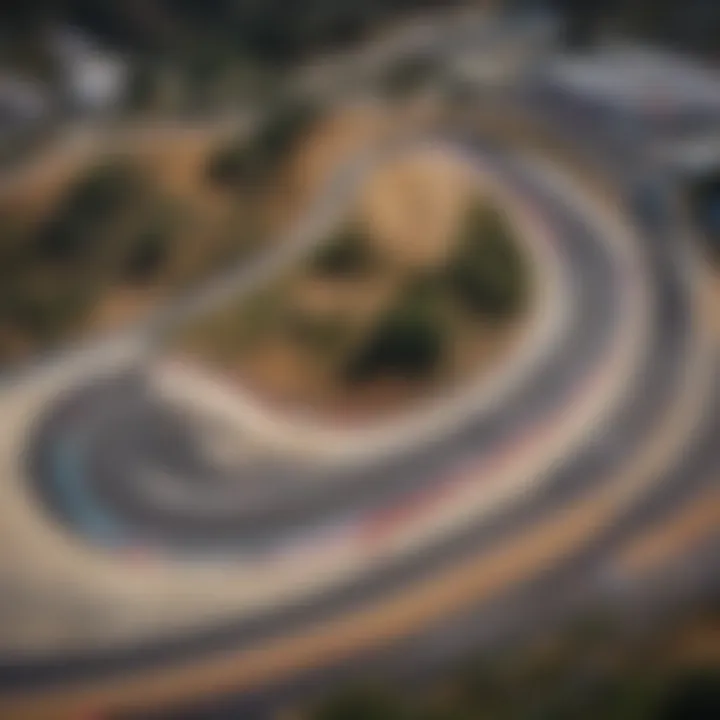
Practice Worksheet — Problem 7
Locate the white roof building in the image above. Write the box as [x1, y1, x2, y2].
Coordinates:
[542, 43, 720, 121]
[51, 27, 128, 112]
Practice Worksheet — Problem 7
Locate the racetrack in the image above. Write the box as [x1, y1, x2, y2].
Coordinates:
[26, 139, 640, 551]
[0, 89, 717, 719]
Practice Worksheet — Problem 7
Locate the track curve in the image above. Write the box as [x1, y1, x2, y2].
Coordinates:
[1, 95, 715, 719]
[28, 139, 643, 552]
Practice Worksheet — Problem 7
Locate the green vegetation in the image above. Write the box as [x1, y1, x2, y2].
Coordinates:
[284, 310, 352, 355]
[314, 687, 412, 720]
[381, 53, 439, 99]
[0, 99, 321, 363]
[3, 2, 472, 71]
[0, 267, 96, 348]
[446, 201, 527, 320]
[206, 139, 253, 189]
[35, 160, 151, 262]
[311, 222, 375, 277]
[254, 99, 321, 166]
[308, 605, 720, 720]
[311, 671, 718, 720]
[207, 98, 321, 190]
[122, 225, 172, 284]
[175, 189, 529, 397]
[176, 284, 288, 362]
[5, 2, 720, 94]
[344, 279, 445, 384]
[339, 200, 528, 385]
[288, 197, 528, 384]
[0, 158, 178, 361]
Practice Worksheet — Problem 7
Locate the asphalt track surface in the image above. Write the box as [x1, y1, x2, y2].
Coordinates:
[2, 97, 717, 713]
[27, 140, 627, 551]
[146, 375, 720, 720]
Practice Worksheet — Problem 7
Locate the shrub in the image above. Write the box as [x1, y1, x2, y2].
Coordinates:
[0, 278, 95, 343]
[344, 280, 445, 384]
[446, 201, 527, 320]
[122, 226, 170, 283]
[206, 138, 252, 188]
[313, 686, 408, 720]
[311, 223, 374, 276]
[254, 97, 319, 166]
[36, 159, 147, 262]
[658, 669, 720, 720]
[381, 53, 438, 98]
[206, 97, 320, 189]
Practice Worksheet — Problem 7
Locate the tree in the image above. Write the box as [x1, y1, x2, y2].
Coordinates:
[313, 686, 410, 720]
[36, 160, 147, 261]
[206, 137, 252, 189]
[552, 0, 618, 50]
[311, 222, 374, 276]
[122, 227, 170, 283]
[446, 202, 527, 320]
[206, 98, 320, 189]
[381, 53, 438, 98]
[344, 280, 445, 383]
[252, 97, 320, 171]
[658, 670, 720, 720]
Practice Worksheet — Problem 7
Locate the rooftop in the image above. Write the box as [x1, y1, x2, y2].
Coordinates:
[543, 43, 720, 118]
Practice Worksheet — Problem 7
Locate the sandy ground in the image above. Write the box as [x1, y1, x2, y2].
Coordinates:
[358, 147, 476, 267]
[0, 125, 231, 225]
[287, 96, 444, 209]
[0, 125, 241, 342]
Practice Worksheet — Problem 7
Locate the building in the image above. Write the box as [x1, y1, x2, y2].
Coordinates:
[51, 27, 128, 114]
[538, 43, 720, 136]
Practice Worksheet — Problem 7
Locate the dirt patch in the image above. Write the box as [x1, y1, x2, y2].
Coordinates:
[358, 148, 475, 268]
[285, 97, 444, 210]
[84, 287, 166, 333]
[288, 102, 394, 203]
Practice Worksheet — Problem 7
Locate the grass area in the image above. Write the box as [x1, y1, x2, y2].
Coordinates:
[173, 151, 531, 420]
